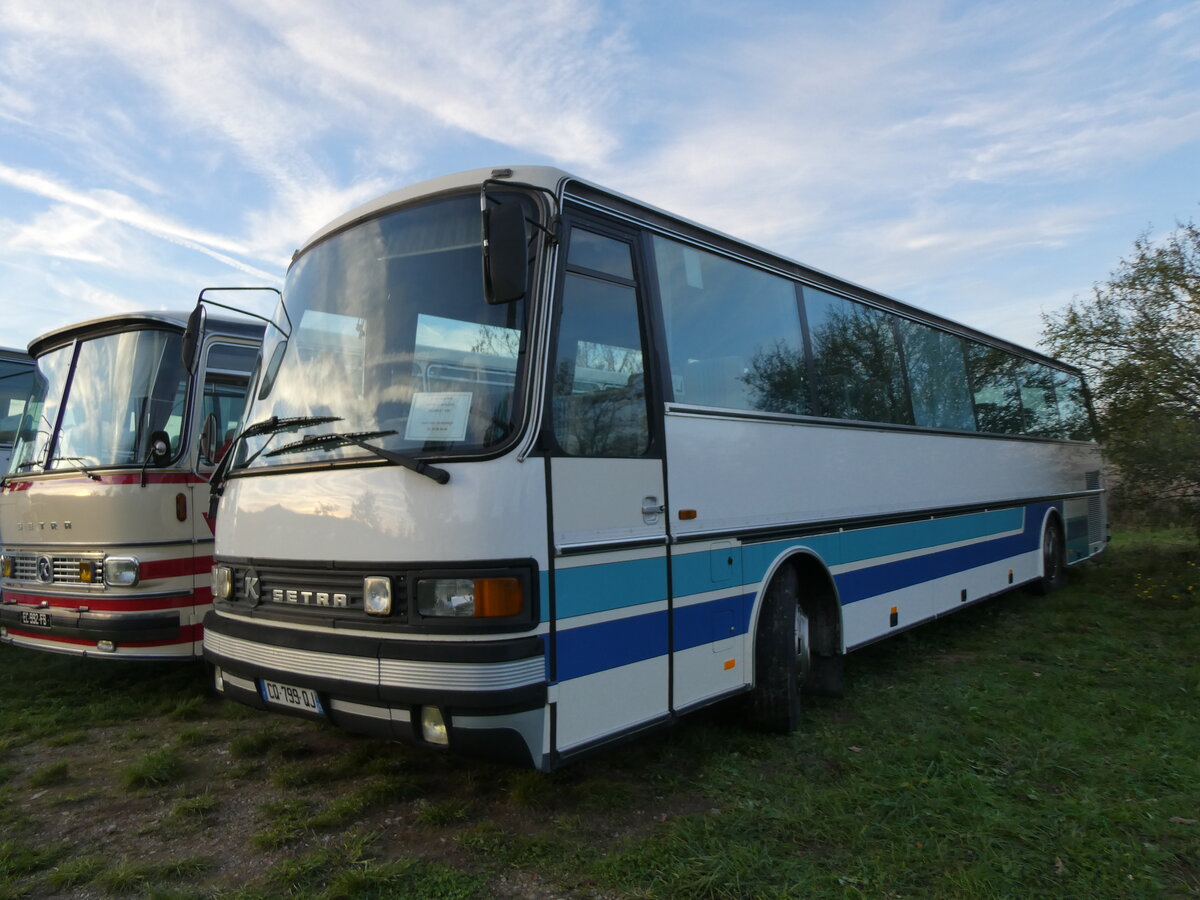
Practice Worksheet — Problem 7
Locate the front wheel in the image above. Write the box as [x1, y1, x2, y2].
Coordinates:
[1029, 518, 1067, 595]
[745, 565, 808, 733]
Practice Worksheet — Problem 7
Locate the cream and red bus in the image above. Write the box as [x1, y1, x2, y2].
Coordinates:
[0, 310, 262, 658]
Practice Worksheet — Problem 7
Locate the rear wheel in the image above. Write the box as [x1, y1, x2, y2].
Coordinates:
[746, 565, 808, 732]
[1029, 518, 1067, 595]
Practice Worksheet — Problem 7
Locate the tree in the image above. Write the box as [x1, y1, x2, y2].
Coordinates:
[1042, 221, 1200, 529]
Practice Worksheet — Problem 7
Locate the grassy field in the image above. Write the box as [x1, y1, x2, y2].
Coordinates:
[0, 530, 1197, 899]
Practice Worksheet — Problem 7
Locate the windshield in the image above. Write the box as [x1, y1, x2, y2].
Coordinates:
[8, 329, 188, 474]
[240, 191, 533, 469]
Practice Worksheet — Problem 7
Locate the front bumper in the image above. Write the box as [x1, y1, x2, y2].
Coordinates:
[203, 611, 548, 767]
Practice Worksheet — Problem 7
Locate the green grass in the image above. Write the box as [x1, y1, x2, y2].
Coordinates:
[121, 746, 185, 790]
[0, 530, 1196, 898]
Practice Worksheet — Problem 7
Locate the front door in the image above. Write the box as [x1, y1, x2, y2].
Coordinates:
[546, 218, 670, 755]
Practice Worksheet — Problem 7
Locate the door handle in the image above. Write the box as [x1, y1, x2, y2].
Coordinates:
[642, 496, 665, 524]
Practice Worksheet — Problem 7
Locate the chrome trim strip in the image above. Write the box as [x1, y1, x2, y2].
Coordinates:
[206, 630, 546, 693]
[205, 630, 378, 684]
[378, 656, 544, 692]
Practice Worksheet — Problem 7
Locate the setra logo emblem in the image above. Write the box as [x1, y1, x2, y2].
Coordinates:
[243, 568, 261, 606]
[36, 556, 53, 583]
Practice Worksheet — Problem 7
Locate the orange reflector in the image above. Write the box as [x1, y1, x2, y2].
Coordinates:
[474, 577, 522, 617]
[176, 492, 188, 522]
[678, 509, 697, 520]
[724, 659, 736, 671]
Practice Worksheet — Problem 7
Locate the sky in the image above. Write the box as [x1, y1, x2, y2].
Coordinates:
[0, 0, 1197, 354]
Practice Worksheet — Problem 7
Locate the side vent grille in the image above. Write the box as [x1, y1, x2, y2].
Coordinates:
[1085, 470, 1103, 545]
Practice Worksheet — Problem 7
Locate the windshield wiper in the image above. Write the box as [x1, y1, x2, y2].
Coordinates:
[265, 430, 450, 485]
[45, 456, 102, 481]
[241, 415, 343, 440]
[207, 415, 345, 504]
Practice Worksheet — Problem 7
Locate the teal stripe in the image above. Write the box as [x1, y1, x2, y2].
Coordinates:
[546, 508, 1030, 622]
[837, 508, 1024, 565]
[554, 556, 667, 619]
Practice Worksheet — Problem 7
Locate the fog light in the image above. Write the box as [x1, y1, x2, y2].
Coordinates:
[363, 576, 392, 616]
[420, 706, 449, 745]
[212, 565, 233, 599]
[97, 640, 116, 653]
[78, 560, 99, 584]
[104, 557, 140, 587]
[0, 555, 12, 578]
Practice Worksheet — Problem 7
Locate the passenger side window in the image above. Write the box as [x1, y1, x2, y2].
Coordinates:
[652, 236, 808, 414]
[805, 288, 913, 425]
[897, 320, 975, 431]
[1019, 362, 1064, 438]
[552, 228, 650, 457]
[1054, 369, 1093, 440]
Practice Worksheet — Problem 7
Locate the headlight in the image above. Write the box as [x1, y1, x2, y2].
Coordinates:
[363, 576, 392, 616]
[212, 565, 233, 599]
[104, 556, 140, 587]
[416, 577, 522, 618]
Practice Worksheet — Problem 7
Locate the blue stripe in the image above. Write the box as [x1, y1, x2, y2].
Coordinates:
[835, 505, 1049, 604]
[548, 503, 1059, 682]
[556, 609, 668, 681]
[672, 593, 754, 653]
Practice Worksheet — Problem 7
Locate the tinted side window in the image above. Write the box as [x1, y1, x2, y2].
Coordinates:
[897, 320, 975, 431]
[805, 288, 912, 425]
[652, 236, 808, 414]
[1019, 362, 1064, 438]
[966, 343, 1023, 435]
[1054, 370, 1093, 440]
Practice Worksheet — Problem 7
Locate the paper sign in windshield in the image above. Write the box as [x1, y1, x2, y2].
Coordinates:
[405, 392, 472, 441]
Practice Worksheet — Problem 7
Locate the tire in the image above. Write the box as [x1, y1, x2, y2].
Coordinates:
[1029, 518, 1067, 596]
[746, 565, 809, 733]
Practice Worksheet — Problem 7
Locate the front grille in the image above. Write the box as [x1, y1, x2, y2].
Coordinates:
[3, 551, 105, 589]
[227, 565, 406, 615]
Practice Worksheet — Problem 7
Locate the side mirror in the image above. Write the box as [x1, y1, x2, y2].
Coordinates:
[149, 430, 172, 467]
[482, 200, 528, 305]
[198, 413, 219, 464]
[182, 304, 206, 375]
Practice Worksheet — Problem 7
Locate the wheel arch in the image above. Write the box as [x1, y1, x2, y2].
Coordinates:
[749, 547, 844, 661]
[1038, 505, 1065, 577]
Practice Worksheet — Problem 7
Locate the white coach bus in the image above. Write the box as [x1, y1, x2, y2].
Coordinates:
[0, 310, 263, 658]
[0, 348, 35, 475]
[202, 167, 1106, 769]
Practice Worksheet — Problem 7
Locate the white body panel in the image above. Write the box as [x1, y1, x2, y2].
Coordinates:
[217, 455, 548, 565]
[664, 408, 1103, 541]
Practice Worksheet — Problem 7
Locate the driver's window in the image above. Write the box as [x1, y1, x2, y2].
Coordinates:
[551, 227, 651, 457]
[199, 343, 257, 465]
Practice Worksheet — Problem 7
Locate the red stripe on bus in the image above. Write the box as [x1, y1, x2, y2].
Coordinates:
[140, 555, 214, 581]
[2, 472, 207, 490]
[3, 591, 206, 611]
[5, 623, 201, 648]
